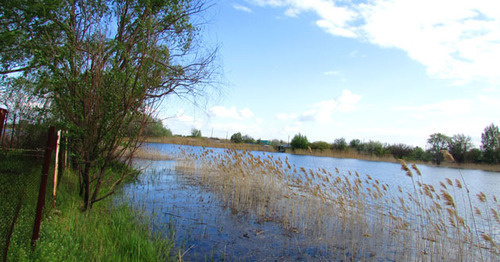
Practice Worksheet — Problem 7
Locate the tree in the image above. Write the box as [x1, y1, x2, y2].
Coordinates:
[448, 134, 473, 163]
[230, 132, 243, 143]
[242, 134, 256, 144]
[333, 138, 348, 151]
[388, 143, 413, 159]
[291, 133, 309, 150]
[427, 133, 450, 165]
[143, 118, 172, 138]
[1, 0, 216, 210]
[310, 141, 331, 151]
[349, 139, 362, 150]
[191, 128, 202, 138]
[481, 123, 500, 164]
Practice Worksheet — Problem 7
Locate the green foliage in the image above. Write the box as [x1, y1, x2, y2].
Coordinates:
[465, 148, 482, 164]
[190, 128, 202, 138]
[349, 139, 362, 150]
[230, 132, 243, 143]
[427, 133, 451, 165]
[481, 123, 500, 164]
[332, 138, 348, 151]
[388, 143, 414, 159]
[1, 0, 215, 209]
[362, 140, 389, 157]
[242, 135, 256, 144]
[291, 133, 309, 150]
[310, 141, 331, 151]
[143, 118, 172, 138]
[448, 134, 473, 163]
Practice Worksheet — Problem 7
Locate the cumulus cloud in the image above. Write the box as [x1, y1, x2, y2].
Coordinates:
[232, 4, 253, 13]
[250, 0, 500, 84]
[276, 89, 361, 123]
[209, 106, 255, 120]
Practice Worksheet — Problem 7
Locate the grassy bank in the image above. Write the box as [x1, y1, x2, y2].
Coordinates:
[0, 151, 174, 261]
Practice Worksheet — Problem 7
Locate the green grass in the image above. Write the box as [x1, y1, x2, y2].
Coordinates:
[1, 150, 174, 261]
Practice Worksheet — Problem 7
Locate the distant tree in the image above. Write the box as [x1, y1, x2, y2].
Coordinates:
[230, 132, 243, 143]
[363, 140, 389, 157]
[448, 134, 473, 163]
[310, 141, 331, 151]
[388, 143, 413, 159]
[333, 138, 348, 151]
[191, 128, 202, 138]
[427, 133, 451, 165]
[349, 139, 362, 151]
[408, 146, 430, 162]
[465, 148, 482, 164]
[481, 123, 500, 164]
[242, 135, 256, 144]
[291, 133, 309, 150]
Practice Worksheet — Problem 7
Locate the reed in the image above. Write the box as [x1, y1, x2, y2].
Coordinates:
[174, 147, 500, 260]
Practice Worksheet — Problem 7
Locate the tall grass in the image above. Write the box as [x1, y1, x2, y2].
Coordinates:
[3, 164, 174, 261]
[175, 147, 500, 261]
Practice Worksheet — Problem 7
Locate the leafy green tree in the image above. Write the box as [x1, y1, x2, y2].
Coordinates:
[363, 140, 388, 157]
[448, 134, 473, 163]
[190, 128, 202, 138]
[0, 0, 216, 210]
[427, 133, 451, 165]
[291, 133, 309, 150]
[143, 119, 172, 138]
[333, 138, 348, 151]
[242, 135, 256, 144]
[349, 139, 361, 151]
[465, 148, 482, 164]
[310, 141, 331, 151]
[481, 123, 500, 164]
[408, 146, 430, 162]
[230, 132, 243, 143]
[388, 143, 413, 159]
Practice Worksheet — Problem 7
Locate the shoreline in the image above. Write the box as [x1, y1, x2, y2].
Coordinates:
[143, 137, 500, 173]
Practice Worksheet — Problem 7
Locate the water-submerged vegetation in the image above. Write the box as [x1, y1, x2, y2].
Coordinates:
[169, 147, 499, 261]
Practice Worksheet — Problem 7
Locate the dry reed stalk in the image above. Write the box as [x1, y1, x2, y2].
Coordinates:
[169, 146, 500, 261]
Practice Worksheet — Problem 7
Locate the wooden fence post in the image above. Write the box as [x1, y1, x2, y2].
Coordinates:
[31, 126, 55, 247]
[52, 130, 61, 208]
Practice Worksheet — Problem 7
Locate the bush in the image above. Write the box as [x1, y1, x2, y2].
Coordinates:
[310, 141, 331, 151]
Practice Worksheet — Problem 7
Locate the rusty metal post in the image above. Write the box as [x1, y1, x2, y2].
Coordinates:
[0, 108, 6, 143]
[31, 126, 55, 247]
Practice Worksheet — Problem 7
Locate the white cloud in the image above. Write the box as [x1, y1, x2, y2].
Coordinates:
[232, 4, 253, 13]
[276, 113, 297, 120]
[251, 0, 500, 84]
[277, 89, 361, 123]
[324, 70, 342, 76]
[394, 99, 474, 118]
[337, 90, 362, 112]
[209, 105, 255, 120]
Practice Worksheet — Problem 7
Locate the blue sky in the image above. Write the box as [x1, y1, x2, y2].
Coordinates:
[160, 0, 500, 148]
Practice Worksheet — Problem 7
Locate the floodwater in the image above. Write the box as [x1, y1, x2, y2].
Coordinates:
[117, 143, 500, 261]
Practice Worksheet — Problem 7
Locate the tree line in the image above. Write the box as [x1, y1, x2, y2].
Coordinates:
[230, 123, 500, 165]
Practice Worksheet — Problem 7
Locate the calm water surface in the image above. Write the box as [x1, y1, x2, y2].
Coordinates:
[118, 143, 500, 260]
